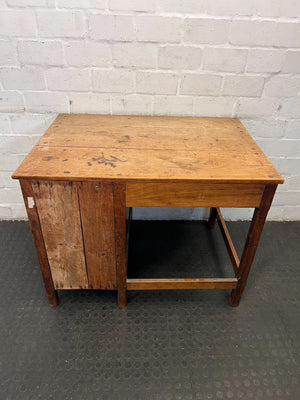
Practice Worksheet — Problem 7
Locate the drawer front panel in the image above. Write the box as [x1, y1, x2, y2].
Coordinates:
[126, 183, 264, 208]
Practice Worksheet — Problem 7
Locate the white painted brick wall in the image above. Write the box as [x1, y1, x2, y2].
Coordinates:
[0, 0, 299, 221]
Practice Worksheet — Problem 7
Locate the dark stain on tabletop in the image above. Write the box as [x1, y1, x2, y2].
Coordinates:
[89, 153, 127, 169]
[64, 171, 71, 174]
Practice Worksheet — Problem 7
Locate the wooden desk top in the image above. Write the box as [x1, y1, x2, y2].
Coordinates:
[13, 114, 284, 184]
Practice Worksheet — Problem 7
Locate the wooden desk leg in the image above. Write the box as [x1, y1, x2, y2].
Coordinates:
[20, 180, 59, 306]
[207, 207, 217, 228]
[113, 183, 127, 307]
[230, 184, 277, 306]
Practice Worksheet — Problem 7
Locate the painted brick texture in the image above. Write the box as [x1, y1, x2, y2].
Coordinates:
[0, 0, 299, 220]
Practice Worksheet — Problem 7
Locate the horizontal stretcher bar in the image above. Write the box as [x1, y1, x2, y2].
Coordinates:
[126, 278, 238, 290]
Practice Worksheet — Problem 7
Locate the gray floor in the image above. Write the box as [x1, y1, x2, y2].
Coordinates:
[0, 220, 299, 400]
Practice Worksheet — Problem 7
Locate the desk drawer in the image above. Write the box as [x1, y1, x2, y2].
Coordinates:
[126, 183, 264, 208]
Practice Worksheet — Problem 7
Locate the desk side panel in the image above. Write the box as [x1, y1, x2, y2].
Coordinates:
[32, 181, 89, 289]
[78, 182, 117, 289]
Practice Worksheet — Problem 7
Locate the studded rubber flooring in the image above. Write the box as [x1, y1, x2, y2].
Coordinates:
[0, 220, 299, 400]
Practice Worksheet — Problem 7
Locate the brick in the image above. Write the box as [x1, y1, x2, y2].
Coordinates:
[0, 188, 23, 204]
[57, 0, 106, 8]
[223, 75, 264, 97]
[109, 0, 155, 11]
[236, 98, 280, 118]
[285, 120, 300, 139]
[7, 0, 51, 5]
[221, 208, 253, 221]
[205, 0, 254, 16]
[37, 10, 85, 38]
[274, 191, 300, 206]
[256, 139, 300, 158]
[45, 68, 91, 91]
[0, 10, 37, 37]
[158, 0, 205, 13]
[111, 94, 153, 115]
[89, 15, 135, 41]
[267, 206, 283, 221]
[18, 41, 63, 66]
[241, 119, 286, 139]
[271, 157, 299, 176]
[10, 204, 28, 220]
[0, 40, 17, 66]
[275, 23, 300, 48]
[136, 72, 178, 95]
[184, 19, 230, 44]
[246, 49, 285, 73]
[112, 43, 157, 69]
[194, 97, 235, 117]
[69, 93, 110, 114]
[286, 175, 300, 191]
[0, 115, 12, 134]
[136, 16, 182, 43]
[0, 135, 36, 155]
[158, 46, 201, 70]
[1, 67, 45, 90]
[93, 69, 135, 93]
[254, 0, 281, 17]
[0, 91, 25, 113]
[0, 172, 19, 189]
[0, 154, 26, 171]
[278, 98, 300, 119]
[230, 20, 277, 46]
[282, 51, 300, 73]
[10, 114, 55, 135]
[24, 91, 69, 113]
[153, 95, 194, 116]
[264, 76, 300, 97]
[64, 41, 111, 67]
[282, 206, 300, 221]
[0, 206, 12, 219]
[280, 1, 300, 18]
[203, 48, 247, 73]
[180, 74, 222, 96]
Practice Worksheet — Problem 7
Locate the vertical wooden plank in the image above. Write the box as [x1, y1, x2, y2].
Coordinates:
[32, 181, 88, 290]
[19, 179, 59, 306]
[78, 182, 116, 289]
[113, 183, 127, 307]
[230, 184, 277, 306]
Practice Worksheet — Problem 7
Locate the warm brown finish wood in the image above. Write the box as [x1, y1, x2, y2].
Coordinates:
[113, 183, 127, 307]
[12, 114, 284, 185]
[207, 207, 217, 229]
[32, 181, 88, 290]
[78, 182, 116, 289]
[13, 115, 284, 307]
[126, 183, 264, 207]
[20, 180, 59, 306]
[216, 208, 240, 275]
[230, 184, 278, 306]
[127, 278, 238, 290]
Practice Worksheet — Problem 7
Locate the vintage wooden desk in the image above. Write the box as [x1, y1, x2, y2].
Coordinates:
[12, 114, 284, 307]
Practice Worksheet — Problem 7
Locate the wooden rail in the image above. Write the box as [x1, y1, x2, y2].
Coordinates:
[127, 278, 238, 290]
[216, 207, 240, 275]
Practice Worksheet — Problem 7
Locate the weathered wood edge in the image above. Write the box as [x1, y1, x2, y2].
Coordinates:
[113, 182, 127, 307]
[19, 179, 59, 306]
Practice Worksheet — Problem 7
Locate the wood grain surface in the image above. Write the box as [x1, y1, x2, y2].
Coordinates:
[78, 182, 116, 289]
[126, 183, 264, 207]
[32, 181, 89, 290]
[12, 114, 284, 185]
